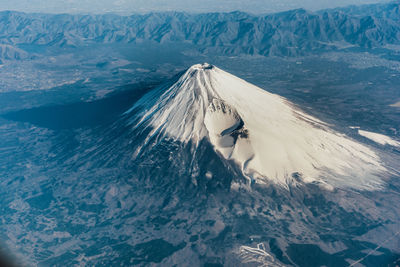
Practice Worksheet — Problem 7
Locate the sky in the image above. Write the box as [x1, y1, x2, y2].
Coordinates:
[0, 0, 393, 14]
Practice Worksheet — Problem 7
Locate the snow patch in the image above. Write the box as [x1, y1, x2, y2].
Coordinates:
[389, 101, 400, 108]
[358, 130, 400, 147]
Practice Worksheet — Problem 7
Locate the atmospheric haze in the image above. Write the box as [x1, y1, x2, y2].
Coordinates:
[0, 0, 393, 14]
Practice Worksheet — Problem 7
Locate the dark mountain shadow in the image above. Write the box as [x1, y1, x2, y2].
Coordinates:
[1, 83, 158, 130]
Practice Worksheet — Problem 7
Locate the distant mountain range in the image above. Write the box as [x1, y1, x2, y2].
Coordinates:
[0, 2, 399, 59]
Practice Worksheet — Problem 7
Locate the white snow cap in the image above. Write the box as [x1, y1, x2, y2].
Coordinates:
[128, 63, 387, 190]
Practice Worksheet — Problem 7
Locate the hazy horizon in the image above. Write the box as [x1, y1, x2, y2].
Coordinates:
[0, 0, 393, 15]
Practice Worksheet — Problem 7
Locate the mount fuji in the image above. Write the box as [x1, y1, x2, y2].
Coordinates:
[125, 63, 388, 190]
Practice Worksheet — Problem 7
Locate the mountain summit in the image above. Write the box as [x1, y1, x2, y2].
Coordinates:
[127, 63, 387, 190]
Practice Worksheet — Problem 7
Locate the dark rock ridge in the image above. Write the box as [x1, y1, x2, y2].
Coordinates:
[0, 2, 399, 57]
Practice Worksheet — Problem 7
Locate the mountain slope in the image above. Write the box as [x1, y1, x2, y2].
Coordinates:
[126, 63, 388, 190]
[0, 44, 28, 61]
[0, 3, 399, 57]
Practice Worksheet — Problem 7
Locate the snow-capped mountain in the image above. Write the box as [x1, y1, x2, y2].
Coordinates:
[126, 63, 387, 190]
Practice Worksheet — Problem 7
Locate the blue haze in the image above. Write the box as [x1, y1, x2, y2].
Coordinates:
[0, 0, 393, 14]
[0, 2, 399, 266]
